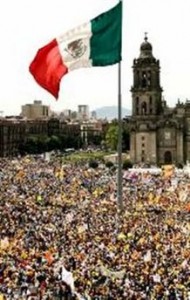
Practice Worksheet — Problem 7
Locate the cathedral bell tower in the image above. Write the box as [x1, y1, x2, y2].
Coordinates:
[131, 34, 163, 116]
[129, 35, 185, 165]
[129, 34, 164, 165]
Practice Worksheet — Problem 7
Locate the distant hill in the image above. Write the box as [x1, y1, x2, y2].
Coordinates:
[95, 106, 131, 120]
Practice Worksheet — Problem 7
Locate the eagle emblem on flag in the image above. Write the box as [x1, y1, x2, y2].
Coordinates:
[65, 39, 87, 59]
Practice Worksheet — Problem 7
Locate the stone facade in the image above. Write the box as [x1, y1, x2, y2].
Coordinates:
[128, 35, 189, 166]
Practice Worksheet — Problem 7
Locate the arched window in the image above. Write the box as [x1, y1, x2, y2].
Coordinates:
[136, 97, 139, 115]
[149, 96, 153, 114]
[142, 72, 147, 87]
[137, 71, 140, 85]
[135, 71, 140, 87]
[141, 102, 147, 115]
[148, 71, 151, 86]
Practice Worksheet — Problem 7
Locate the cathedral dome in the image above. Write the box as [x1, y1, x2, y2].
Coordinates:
[140, 37, 152, 51]
[139, 34, 153, 58]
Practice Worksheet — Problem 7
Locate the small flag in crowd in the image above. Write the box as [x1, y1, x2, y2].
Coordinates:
[29, 2, 122, 98]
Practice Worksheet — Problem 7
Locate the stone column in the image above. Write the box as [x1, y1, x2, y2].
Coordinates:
[130, 131, 136, 163]
[176, 129, 184, 164]
[149, 131, 157, 164]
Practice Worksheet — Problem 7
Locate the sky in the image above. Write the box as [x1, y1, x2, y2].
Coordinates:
[1, 0, 190, 116]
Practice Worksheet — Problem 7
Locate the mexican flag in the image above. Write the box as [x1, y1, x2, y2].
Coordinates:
[29, 1, 122, 99]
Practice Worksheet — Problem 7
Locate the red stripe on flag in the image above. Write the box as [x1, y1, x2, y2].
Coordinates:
[29, 39, 68, 99]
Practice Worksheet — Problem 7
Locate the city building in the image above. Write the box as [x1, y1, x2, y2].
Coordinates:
[77, 105, 90, 121]
[128, 35, 190, 166]
[0, 119, 26, 157]
[0, 114, 107, 157]
[21, 100, 50, 119]
[80, 120, 104, 147]
[91, 110, 97, 120]
[62, 109, 72, 119]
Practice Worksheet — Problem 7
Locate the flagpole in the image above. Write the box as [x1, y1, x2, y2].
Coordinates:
[117, 0, 123, 213]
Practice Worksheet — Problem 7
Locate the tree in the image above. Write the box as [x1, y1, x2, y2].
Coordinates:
[105, 124, 118, 151]
[21, 136, 38, 154]
[47, 135, 61, 151]
[20, 135, 49, 154]
[89, 160, 99, 168]
[105, 161, 114, 168]
[123, 160, 133, 170]
[37, 135, 49, 153]
[87, 131, 102, 146]
[105, 121, 130, 151]
[122, 124, 130, 151]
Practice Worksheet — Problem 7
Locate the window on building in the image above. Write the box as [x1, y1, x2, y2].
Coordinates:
[148, 71, 151, 86]
[141, 102, 147, 115]
[165, 132, 171, 140]
[142, 72, 147, 88]
[137, 71, 140, 86]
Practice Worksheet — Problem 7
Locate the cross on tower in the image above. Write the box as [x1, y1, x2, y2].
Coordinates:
[144, 32, 148, 41]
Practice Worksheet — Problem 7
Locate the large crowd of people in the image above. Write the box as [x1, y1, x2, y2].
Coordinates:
[0, 154, 190, 299]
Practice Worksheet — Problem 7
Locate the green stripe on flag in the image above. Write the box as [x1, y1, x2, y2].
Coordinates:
[90, 1, 122, 66]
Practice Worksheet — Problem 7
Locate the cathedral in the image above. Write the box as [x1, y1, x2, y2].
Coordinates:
[129, 34, 190, 166]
